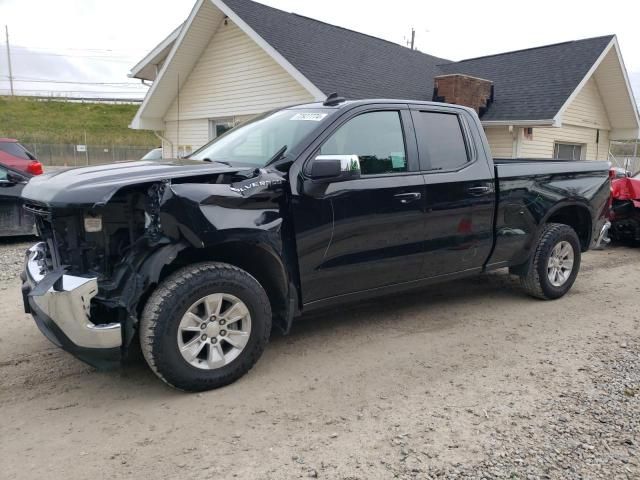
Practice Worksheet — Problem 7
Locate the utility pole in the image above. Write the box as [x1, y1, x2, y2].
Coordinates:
[410, 28, 416, 50]
[5, 25, 15, 95]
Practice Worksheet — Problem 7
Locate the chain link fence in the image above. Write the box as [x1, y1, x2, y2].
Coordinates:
[610, 156, 640, 176]
[610, 141, 640, 176]
[22, 143, 159, 167]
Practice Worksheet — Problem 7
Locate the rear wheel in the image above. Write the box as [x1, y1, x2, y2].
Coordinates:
[519, 223, 581, 300]
[140, 262, 271, 392]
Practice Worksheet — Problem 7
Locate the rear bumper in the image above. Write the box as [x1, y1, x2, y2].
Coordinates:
[594, 221, 611, 249]
[21, 243, 122, 368]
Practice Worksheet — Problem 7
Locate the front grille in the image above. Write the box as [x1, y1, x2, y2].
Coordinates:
[24, 202, 51, 217]
[24, 202, 61, 268]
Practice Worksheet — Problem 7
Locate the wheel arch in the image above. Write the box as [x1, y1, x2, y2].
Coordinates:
[152, 241, 294, 334]
[542, 202, 593, 251]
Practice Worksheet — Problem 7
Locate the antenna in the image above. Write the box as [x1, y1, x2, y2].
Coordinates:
[323, 92, 345, 106]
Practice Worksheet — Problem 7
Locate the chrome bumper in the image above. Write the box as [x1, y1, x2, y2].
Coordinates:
[595, 221, 611, 249]
[23, 243, 122, 350]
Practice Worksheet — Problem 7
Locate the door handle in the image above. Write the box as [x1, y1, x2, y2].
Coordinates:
[466, 186, 491, 196]
[394, 192, 422, 204]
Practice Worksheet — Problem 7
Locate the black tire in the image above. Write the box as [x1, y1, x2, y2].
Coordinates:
[140, 262, 272, 392]
[519, 223, 582, 300]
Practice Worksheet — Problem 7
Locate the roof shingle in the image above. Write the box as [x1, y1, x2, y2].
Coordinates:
[221, 1, 614, 121]
[439, 35, 614, 121]
[223, 0, 450, 100]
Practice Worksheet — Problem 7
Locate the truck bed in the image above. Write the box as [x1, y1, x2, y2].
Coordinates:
[487, 158, 611, 270]
[494, 158, 610, 178]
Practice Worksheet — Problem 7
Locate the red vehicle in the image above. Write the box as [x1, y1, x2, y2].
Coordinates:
[0, 139, 44, 175]
[609, 168, 640, 245]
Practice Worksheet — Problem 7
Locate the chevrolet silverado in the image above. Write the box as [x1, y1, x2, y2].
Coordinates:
[21, 98, 611, 391]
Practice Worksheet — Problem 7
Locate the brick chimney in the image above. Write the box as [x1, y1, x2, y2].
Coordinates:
[433, 74, 494, 116]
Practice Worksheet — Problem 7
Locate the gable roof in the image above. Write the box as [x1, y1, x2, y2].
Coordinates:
[221, 0, 450, 101]
[440, 35, 615, 123]
[129, 23, 183, 81]
[130, 0, 638, 135]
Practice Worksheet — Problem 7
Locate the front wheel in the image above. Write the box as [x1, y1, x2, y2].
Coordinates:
[519, 223, 581, 300]
[140, 262, 272, 392]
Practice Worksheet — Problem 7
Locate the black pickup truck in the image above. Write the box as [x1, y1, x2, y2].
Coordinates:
[21, 99, 611, 391]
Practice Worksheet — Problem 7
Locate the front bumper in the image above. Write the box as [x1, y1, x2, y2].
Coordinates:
[21, 243, 122, 368]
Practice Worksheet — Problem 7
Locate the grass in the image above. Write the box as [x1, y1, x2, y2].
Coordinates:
[0, 96, 157, 146]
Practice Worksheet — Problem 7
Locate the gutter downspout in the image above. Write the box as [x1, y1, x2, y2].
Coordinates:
[510, 126, 522, 158]
[154, 131, 173, 159]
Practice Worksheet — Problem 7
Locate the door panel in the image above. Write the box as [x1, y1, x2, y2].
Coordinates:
[292, 107, 427, 304]
[422, 168, 495, 277]
[410, 108, 495, 277]
[295, 174, 426, 302]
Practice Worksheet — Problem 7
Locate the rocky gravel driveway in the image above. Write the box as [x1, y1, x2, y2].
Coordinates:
[0, 237, 32, 285]
[0, 237, 638, 479]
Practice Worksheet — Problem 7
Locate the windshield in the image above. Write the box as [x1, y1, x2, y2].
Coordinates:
[190, 108, 332, 166]
[141, 148, 163, 161]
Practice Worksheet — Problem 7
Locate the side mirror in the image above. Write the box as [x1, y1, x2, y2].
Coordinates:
[308, 155, 361, 182]
[0, 172, 27, 186]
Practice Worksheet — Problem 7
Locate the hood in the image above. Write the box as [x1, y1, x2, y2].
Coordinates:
[21, 160, 251, 208]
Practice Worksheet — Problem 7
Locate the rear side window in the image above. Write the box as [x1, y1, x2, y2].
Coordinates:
[0, 142, 33, 160]
[0, 166, 7, 181]
[413, 112, 469, 171]
[320, 111, 407, 175]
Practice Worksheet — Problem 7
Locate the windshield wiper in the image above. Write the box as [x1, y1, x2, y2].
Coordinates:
[202, 158, 232, 166]
[266, 145, 287, 167]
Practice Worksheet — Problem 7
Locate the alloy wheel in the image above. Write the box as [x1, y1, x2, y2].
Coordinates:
[177, 293, 252, 370]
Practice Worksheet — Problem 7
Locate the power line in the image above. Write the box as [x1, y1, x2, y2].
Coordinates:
[2, 43, 148, 54]
[1, 75, 148, 87]
[0, 88, 145, 95]
[0, 92, 144, 103]
[4, 51, 134, 63]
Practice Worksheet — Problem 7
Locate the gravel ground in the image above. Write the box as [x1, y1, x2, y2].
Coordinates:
[416, 339, 640, 479]
[0, 237, 34, 285]
[0, 238, 638, 479]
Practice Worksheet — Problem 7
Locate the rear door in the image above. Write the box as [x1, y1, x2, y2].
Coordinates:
[409, 107, 495, 277]
[292, 106, 427, 303]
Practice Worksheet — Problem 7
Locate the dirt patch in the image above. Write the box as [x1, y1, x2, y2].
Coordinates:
[0, 240, 638, 479]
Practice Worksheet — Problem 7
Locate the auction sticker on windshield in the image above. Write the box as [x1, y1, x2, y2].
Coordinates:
[290, 113, 328, 122]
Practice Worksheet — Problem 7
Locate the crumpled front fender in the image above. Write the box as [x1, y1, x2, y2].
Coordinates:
[157, 169, 288, 250]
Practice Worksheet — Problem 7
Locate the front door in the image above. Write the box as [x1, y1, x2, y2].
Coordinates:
[292, 108, 427, 304]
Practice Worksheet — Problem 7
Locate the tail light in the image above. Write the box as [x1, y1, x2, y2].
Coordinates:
[27, 161, 44, 175]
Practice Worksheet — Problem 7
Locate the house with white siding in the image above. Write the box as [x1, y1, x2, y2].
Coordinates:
[129, 0, 640, 160]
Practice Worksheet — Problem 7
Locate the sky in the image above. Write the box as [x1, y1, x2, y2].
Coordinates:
[0, 0, 639, 103]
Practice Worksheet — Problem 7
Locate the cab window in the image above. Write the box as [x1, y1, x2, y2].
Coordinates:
[320, 111, 407, 175]
[413, 111, 469, 171]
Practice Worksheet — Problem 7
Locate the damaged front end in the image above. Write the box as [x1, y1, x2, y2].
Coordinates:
[20, 162, 292, 368]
